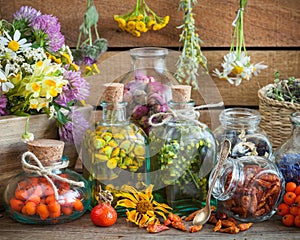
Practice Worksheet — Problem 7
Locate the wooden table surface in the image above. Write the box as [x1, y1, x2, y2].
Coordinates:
[0, 212, 299, 240]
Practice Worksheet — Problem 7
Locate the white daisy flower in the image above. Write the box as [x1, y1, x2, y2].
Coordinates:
[214, 50, 267, 86]
[0, 30, 32, 53]
[252, 62, 268, 76]
[0, 66, 14, 92]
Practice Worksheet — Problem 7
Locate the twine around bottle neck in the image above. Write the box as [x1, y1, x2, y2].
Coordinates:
[21, 151, 85, 201]
[148, 101, 224, 128]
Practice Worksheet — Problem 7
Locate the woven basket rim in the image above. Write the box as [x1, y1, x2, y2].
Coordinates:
[258, 83, 300, 110]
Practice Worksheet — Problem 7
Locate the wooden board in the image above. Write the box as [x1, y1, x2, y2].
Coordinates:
[86, 50, 300, 107]
[0, 213, 299, 240]
[1, 0, 299, 48]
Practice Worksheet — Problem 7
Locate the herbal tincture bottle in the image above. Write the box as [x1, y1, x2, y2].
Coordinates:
[149, 85, 217, 216]
[82, 83, 150, 207]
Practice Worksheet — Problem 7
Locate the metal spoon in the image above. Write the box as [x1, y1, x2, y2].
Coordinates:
[193, 139, 231, 226]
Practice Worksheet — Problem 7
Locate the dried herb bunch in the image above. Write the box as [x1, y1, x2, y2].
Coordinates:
[175, 0, 207, 90]
[266, 71, 300, 104]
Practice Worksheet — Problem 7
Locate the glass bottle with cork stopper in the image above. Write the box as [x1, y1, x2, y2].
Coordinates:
[82, 83, 150, 207]
[3, 139, 90, 224]
[148, 85, 217, 216]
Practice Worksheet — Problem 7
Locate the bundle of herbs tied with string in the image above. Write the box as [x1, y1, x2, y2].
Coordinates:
[258, 71, 300, 149]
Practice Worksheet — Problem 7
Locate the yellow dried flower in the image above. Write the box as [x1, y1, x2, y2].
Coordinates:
[113, 0, 169, 37]
[115, 185, 172, 228]
[135, 21, 147, 32]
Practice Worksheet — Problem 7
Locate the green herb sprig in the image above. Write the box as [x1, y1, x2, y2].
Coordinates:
[266, 71, 300, 104]
[175, 0, 207, 90]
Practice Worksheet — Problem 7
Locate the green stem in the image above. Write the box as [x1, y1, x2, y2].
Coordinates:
[76, 31, 82, 49]
[187, 169, 200, 189]
[135, 0, 140, 13]
[89, 27, 92, 46]
[94, 23, 99, 40]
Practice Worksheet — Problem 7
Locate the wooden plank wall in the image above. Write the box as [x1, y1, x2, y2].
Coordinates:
[1, 0, 300, 119]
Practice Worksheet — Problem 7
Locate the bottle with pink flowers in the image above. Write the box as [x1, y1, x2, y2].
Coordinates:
[122, 47, 177, 135]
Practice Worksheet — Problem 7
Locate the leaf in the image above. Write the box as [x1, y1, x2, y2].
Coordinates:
[84, 6, 99, 28]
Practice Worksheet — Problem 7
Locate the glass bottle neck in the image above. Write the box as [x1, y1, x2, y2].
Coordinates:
[291, 112, 300, 144]
[219, 108, 260, 130]
[168, 100, 196, 120]
[101, 101, 128, 125]
[130, 47, 167, 77]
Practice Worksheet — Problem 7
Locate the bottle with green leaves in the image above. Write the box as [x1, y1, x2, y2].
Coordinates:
[148, 85, 217, 216]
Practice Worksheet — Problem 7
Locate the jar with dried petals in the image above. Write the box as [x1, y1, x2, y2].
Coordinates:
[210, 156, 284, 222]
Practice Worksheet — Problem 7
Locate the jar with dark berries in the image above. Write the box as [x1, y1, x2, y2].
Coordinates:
[210, 156, 284, 222]
[272, 112, 300, 185]
[214, 108, 272, 159]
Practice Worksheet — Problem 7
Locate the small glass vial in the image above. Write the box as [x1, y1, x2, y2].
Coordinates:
[3, 139, 90, 224]
[210, 156, 284, 222]
[214, 108, 272, 159]
[149, 85, 217, 216]
[272, 112, 300, 185]
[82, 83, 150, 207]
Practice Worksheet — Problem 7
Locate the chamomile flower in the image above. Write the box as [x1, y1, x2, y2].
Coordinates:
[214, 51, 267, 86]
[0, 67, 14, 92]
[0, 30, 31, 53]
[213, 0, 267, 86]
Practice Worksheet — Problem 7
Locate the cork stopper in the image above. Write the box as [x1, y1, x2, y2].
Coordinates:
[26, 139, 65, 165]
[171, 85, 191, 102]
[102, 83, 124, 102]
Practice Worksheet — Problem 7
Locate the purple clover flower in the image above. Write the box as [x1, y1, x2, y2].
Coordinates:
[55, 70, 90, 107]
[59, 109, 89, 144]
[13, 6, 41, 23]
[83, 56, 95, 66]
[0, 94, 8, 116]
[30, 14, 64, 52]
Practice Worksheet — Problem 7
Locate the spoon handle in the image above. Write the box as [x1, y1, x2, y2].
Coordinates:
[206, 139, 231, 206]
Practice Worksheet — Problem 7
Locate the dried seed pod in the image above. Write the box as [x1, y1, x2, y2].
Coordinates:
[219, 226, 240, 234]
[238, 222, 253, 231]
[189, 224, 203, 233]
[147, 224, 170, 233]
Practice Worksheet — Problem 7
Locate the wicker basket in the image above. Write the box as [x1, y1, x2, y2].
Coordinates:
[258, 83, 300, 149]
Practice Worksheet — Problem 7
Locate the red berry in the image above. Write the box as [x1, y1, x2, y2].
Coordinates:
[282, 214, 295, 227]
[277, 203, 290, 216]
[90, 202, 117, 227]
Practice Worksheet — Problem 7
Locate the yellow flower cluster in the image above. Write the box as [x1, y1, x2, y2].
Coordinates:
[114, 0, 169, 37]
[23, 59, 68, 111]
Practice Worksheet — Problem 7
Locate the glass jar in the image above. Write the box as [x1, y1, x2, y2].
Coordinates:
[121, 47, 176, 135]
[82, 100, 150, 207]
[272, 112, 300, 185]
[149, 99, 217, 216]
[214, 108, 272, 159]
[210, 156, 284, 222]
[3, 155, 90, 224]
